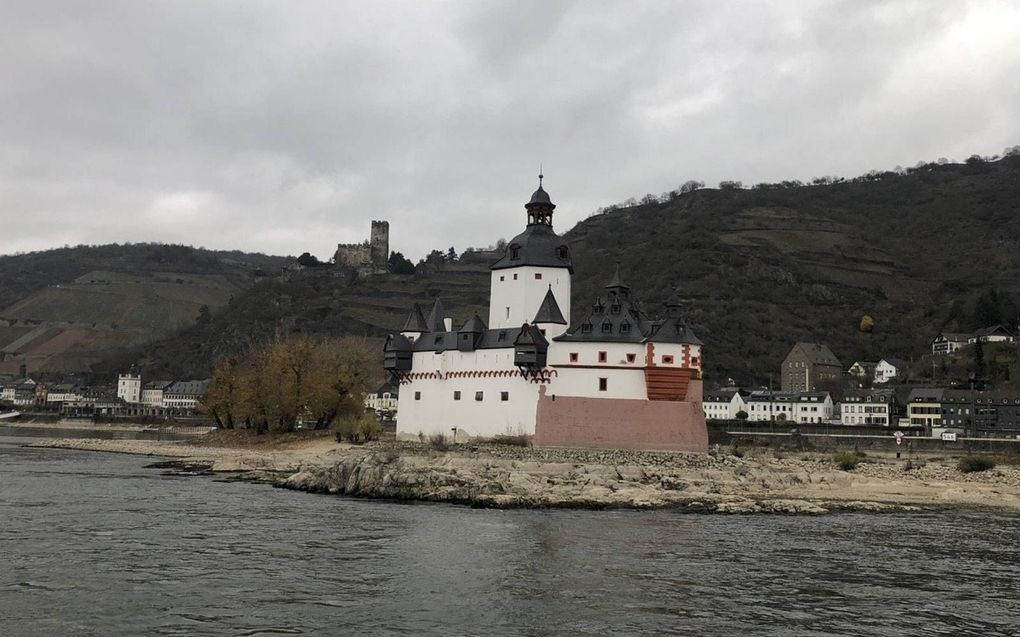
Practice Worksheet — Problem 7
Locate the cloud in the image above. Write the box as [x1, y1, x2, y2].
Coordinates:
[1, 0, 1018, 260]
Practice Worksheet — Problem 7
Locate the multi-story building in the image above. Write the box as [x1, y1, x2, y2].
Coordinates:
[907, 388, 944, 428]
[703, 388, 748, 420]
[781, 343, 842, 392]
[45, 384, 82, 405]
[745, 390, 833, 424]
[967, 325, 1015, 345]
[840, 388, 898, 426]
[163, 380, 209, 412]
[141, 381, 174, 409]
[940, 390, 1020, 438]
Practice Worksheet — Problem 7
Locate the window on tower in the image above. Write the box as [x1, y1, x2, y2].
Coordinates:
[598, 378, 608, 392]
[534, 273, 542, 280]
[598, 351, 607, 363]
[510, 245, 521, 260]
[557, 246, 569, 259]
[569, 352, 578, 362]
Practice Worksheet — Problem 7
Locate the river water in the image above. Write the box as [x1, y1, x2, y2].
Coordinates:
[1, 436, 1018, 636]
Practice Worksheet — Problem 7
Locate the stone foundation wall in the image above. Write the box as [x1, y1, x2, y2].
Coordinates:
[534, 384, 708, 452]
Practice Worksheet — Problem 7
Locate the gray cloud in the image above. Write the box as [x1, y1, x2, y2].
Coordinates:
[1, 0, 1018, 260]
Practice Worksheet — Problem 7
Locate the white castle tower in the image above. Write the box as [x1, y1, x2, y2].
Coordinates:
[487, 173, 572, 336]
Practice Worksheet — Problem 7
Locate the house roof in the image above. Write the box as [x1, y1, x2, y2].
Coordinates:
[144, 380, 174, 390]
[842, 388, 897, 402]
[747, 390, 831, 402]
[907, 387, 944, 402]
[704, 389, 746, 402]
[166, 380, 209, 396]
[933, 332, 970, 343]
[972, 324, 1014, 338]
[787, 342, 841, 366]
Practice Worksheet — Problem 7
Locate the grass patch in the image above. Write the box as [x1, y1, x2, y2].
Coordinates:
[957, 455, 996, 473]
[427, 433, 452, 452]
[832, 450, 861, 471]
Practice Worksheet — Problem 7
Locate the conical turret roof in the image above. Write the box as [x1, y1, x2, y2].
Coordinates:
[459, 314, 487, 332]
[401, 304, 429, 332]
[533, 287, 566, 325]
[425, 298, 446, 332]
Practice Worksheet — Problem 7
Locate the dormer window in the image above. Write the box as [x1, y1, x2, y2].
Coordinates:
[557, 245, 569, 259]
[601, 321, 612, 333]
[620, 321, 631, 333]
[509, 244, 521, 260]
[581, 323, 593, 334]
[611, 304, 621, 315]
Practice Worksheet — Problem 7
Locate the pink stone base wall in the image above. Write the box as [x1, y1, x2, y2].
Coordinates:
[534, 385, 708, 452]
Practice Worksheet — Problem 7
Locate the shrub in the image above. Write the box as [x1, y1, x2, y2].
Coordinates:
[489, 434, 532, 447]
[428, 433, 452, 451]
[731, 446, 746, 458]
[333, 414, 381, 444]
[957, 456, 996, 473]
[832, 451, 861, 471]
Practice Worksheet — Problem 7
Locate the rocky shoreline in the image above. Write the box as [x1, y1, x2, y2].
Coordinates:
[26, 436, 1020, 514]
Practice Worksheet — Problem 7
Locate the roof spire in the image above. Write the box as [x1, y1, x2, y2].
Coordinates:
[539, 164, 543, 187]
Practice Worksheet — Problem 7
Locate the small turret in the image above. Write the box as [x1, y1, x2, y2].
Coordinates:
[458, 314, 487, 352]
[401, 304, 429, 340]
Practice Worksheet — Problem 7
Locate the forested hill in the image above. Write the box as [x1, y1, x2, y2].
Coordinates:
[0, 244, 287, 375]
[107, 154, 1020, 384]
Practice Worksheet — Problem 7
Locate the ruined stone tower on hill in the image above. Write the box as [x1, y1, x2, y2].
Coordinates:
[334, 220, 389, 274]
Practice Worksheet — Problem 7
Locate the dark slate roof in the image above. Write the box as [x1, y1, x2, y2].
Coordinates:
[973, 324, 1014, 337]
[605, 264, 629, 291]
[533, 287, 566, 325]
[514, 323, 549, 349]
[166, 380, 209, 396]
[412, 327, 525, 352]
[907, 387, 944, 402]
[425, 298, 446, 332]
[556, 271, 701, 345]
[528, 185, 554, 207]
[788, 342, 841, 366]
[460, 314, 487, 333]
[402, 304, 429, 332]
[933, 332, 970, 342]
[842, 388, 897, 402]
[490, 224, 573, 272]
[646, 315, 703, 346]
[384, 333, 414, 352]
[704, 389, 745, 402]
[144, 380, 174, 390]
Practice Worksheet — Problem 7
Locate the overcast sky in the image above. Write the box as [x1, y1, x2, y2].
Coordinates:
[2, 1, 1018, 260]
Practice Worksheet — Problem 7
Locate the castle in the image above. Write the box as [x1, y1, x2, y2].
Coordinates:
[383, 177, 708, 451]
[334, 220, 389, 274]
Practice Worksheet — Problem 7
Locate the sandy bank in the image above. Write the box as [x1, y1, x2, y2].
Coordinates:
[27, 436, 1020, 514]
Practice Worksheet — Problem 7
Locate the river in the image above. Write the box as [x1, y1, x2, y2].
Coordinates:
[1, 435, 1018, 636]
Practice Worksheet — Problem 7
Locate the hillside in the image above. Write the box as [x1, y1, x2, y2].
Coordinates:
[0, 244, 287, 374]
[104, 154, 1020, 386]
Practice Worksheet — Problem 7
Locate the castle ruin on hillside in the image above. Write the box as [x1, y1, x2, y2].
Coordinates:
[334, 220, 389, 275]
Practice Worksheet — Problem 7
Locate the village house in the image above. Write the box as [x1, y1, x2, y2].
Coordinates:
[364, 380, 399, 415]
[384, 178, 707, 451]
[874, 358, 909, 384]
[848, 361, 877, 383]
[744, 390, 834, 423]
[781, 343, 842, 393]
[967, 325, 1015, 345]
[703, 388, 748, 420]
[931, 332, 969, 355]
[840, 388, 898, 426]
[45, 383, 83, 405]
